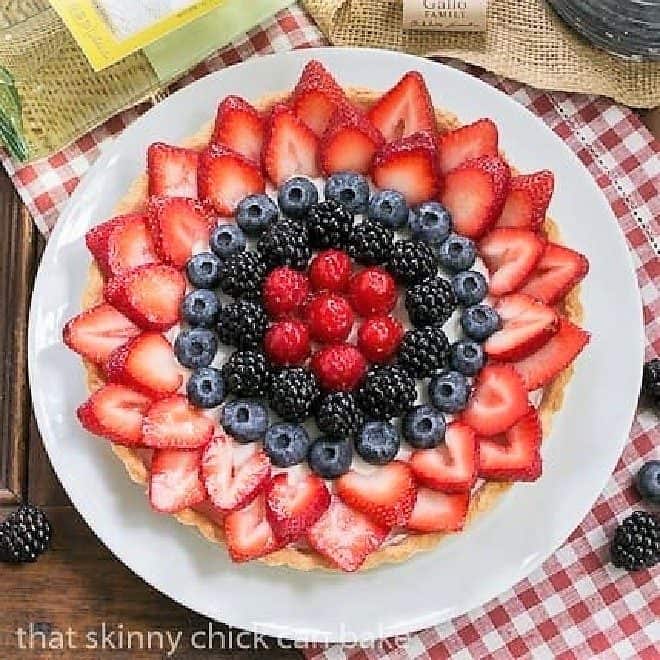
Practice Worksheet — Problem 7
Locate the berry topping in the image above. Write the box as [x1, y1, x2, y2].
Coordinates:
[305, 292, 354, 343]
[235, 194, 278, 235]
[181, 289, 220, 328]
[269, 367, 320, 422]
[308, 249, 352, 292]
[368, 189, 409, 229]
[610, 511, 659, 571]
[437, 118, 498, 175]
[337, 461, 417, 528]
[405, 277, 456, 327]
[264, 423, 311, 468]
[396, 325, 450, 378]
[437, 234, 477, 272]
[387, 239, 437, 285]
[174, 327, 218, 369]
[224, 494, 281, 563]
[441, 155, 511, 239]
[315, 391, 365, 440]
[635, 461, 660, 505]
[261, 266, 310, 319]
[642, 359, 660, 407]
[347, 220, 394, 266]
[209, 223, 246, 258]
[222, 349, 271, 398]
[355, 421, 401, 465]
[278, 176, 319, 219]
[324, 172, 370, 215]
[358, 365, 417, 421]
[461, 364, 529, 436]
[357, 315, 404, 364]
[221, 399, 269, 443]
[147, 142, 199, 198]
[185, 251, 222, 289]
[212, 95, 264, 163]
[348, 266, 397, 317]
[407, 489, 470, 533]
[461, 304, 502, 341]
[264, 319, 311, 367]
[451, 270, 488, 306]
[308, 437, 353, 479]
[0, 504, 52, 564]
[409, 201, 452, 250]
[495, 170, 554, 229]
[449, 339, 485, 376]
[217, 250, 267, 301]
[428, 370, 470, 414]
[186, 367, 225, 409]
[257, 218, 312, 271]
[311, 343, 367, 392]
[142, 394, 214, 449]
[403, 404, 446, 449]
[149, 448, 206, 513]
[217, 300, 268, 349]
[307, 199, 355, 250]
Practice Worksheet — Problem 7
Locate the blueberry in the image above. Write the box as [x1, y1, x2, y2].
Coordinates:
[368, 189, 409, 229]
[429, 370, 470, 413]
[635, 460, 660, 504]
[174, 328, 218, 368]
[450, 339, 485, 376]
[210, 223, 247, 258]
[403, 405, 446, 449]
[461, 304, 501, 341]
[221, 399, 268, 443]
[181, 289, 220, 328]
[452, 270, 488, 306]
[355, 421, 401, 465]
[186, 367, 225, 408]
[235, 194, 278, 236]
[409, 201, 452, 250]
[264, 423, 311, 467]
[438, 234, 476, 272]
[324, 172, 369, 214]
[278, 176, 319, 219]
[185, 252, 222, 289]
[308, 437, 352, 479]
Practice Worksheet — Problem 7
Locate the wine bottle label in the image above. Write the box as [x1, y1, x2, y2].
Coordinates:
[402, 0, 487, 32]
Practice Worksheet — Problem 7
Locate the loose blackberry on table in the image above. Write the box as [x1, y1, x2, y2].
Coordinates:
[396, 325, 450, 378]
[216, 299, 268, 349]
[278, 176, 319, 219]
[221, 399, 269, 443]
[257, 218, 312, 270]
[308, 436, 353, 479]
[174, 327, 218, 369]
[610, 511, 659, 571]
[209, 223, 246, 259]
[221, 349, 271, 398]
[347, 219, 394, 266]
[185, 252, 222, 289]
[358, 365, 417, 421]
[324, 172, 370, 215]
[181, 289, 220, 328]
[217, 250, 267, 300]
[387, 239, 437, 285]
[0, 504, 52, 563]
[235, 193, 278, 235]
[405, 277, 456, 328]
[306, 199, 354, 250]
[269, 367, 320, 423]
[641, 358, 660, 407]
[315, 391, 365, 440]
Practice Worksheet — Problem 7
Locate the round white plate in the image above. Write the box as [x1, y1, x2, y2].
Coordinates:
[28, 48, 643, 643]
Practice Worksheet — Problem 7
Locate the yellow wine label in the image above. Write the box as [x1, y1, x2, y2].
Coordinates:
[49, 0, 227, 71]
[403, 0, 487, 32]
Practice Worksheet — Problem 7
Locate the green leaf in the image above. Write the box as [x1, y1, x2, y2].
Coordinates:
[0, 67, 28, 162]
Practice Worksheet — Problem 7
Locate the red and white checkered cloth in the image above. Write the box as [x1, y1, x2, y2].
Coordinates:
[4, 4, 658, 657]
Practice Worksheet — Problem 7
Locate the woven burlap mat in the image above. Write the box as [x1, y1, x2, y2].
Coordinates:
[301, 0, 660, 108]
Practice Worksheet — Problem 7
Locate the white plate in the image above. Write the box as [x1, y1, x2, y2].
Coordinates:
[28, 48, 643, 643]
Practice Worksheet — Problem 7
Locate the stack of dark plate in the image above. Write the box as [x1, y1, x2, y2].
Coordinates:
[547, 0, 660, 61]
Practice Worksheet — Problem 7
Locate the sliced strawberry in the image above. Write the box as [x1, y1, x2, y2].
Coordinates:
[320, 104, 384, 175]
[484, 294, 559, 361]
[307, 500, 388, 572]
[198, 143, 265, 216]
[149, 448, 206, 513]
[147, 142, 199, 198]
[212, 95, 264, 163]
[478, 407, 542, 481]
[520, 242, 589, 305]
[265, 471, 330, 543]
[441, 155, 511, 239]
[367, 71, 436, 142]
[201, 434, 271, 512]
[336, 461, 417, 528]
[77, 383, 151, 446]
[106, 332, 183, 398]
[495, 170, 554, 229]
[371, 131, 441, 206]
[104, 264, 186, 331]
[462, 364, 529, 437]
[63, 303, 140, 364]
[141, 394, 214, 449]
[409, 422, 477, 493]
[511, 317, 590, 391]
[224, 494, 281, 563]
[407, 489, 470, 533]
[291, 60, 349, 137]
[147, 196, 214, 268]
[262, 104, 320, 186]
[438, 118, 498, 175]
[86, 214, 159, 278]
[480, 228, 544, 297]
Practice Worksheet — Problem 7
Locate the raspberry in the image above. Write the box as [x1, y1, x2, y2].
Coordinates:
[264, 319, 311, 366]
[308, 249, 352, 293]
[305, 293, 354, 343]
[348, 267, 398, 317]
[311, 344, 367, 391]
[357, 316, 404, 363]
[262, 267, 310, 319]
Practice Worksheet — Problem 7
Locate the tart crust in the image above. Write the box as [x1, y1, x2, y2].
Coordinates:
[79, 88, 583, 571]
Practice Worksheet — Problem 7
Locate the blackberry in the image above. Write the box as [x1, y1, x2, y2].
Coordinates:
[217, 251, 267, 300]
[217, 300, 268, 349]
[347, 219, 393, 265]
[357, 365, 417, 421]
[642, 358, 660, 407]
[0, 504, 51, 563]
[269, 367, 320, 422]
[610, 511, 659, 571]
[405, 278, 456, 328]
[306, 200, 354, 250]
[388, 239, 437, 285]
[315, 391, 365, 440]
[397, 326, 450, 378]
[257, 219, 311, 270]
[222, 349, 270, 397]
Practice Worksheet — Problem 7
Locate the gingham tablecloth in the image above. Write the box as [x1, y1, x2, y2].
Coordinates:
[4, 5, 659, 658]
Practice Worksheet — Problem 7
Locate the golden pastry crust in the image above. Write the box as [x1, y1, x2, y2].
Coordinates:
[79, 88, 583, 572]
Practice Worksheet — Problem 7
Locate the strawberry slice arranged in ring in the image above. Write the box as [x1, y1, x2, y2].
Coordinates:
[150, 448, 207, 513]
[212, 95, 264, 164]
[495, 170, 554, 230]
[224, 494, 282, 563]
[147, 142, 199, 198]
[407, 489, 470, 533]
[437, 118, 499, 175]
[142, 395, 214, 450]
